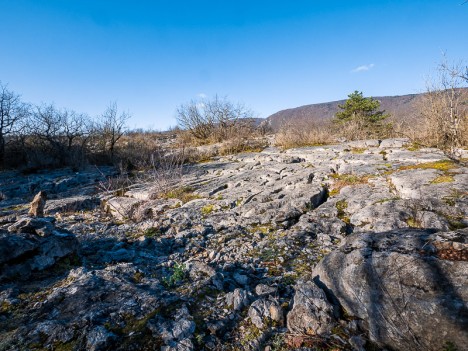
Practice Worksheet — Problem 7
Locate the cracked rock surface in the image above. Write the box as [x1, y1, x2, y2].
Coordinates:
[0, 138, 467, 351]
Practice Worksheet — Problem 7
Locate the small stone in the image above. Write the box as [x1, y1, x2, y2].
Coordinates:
[349, 335, 366, 351]
[248, 297, 283, 329]
[29, 191, 47, 217]
[86, 326, 116, 351]
[255, 284, 276, 296]
[287, 280, 337, 335]
[233, 272, 249, 286]
[225, 288, 249, 311]
[209, 251, 216, 260]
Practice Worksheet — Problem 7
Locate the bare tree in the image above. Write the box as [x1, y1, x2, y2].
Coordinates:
[420, 59, 468, 156]
[62, 110, 91, 150]
[0, 83, 30, 167]
[176, 95, 254, 142]
[176, 100, 214, 140]
[30, 104, 68, 165]
[98, 102, 130, 161]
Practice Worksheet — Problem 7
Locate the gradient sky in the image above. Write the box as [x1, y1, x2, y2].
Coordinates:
[1, 0, 467, 130]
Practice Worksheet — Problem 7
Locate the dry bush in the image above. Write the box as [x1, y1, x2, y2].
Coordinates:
[219, 137, 268, 156]
[176, 95, 255, 143]
[275, 115, 396, 149]
[334, 117, 395, 141]
[398, 60, 468, 156]
[175, 95, 267, 156]
[113, 131, 175, 169]
[275, 119, 334, 148]
[135, 148, 186, 194]
[408, 88, 467, 152]
[175, 117, 268, 159]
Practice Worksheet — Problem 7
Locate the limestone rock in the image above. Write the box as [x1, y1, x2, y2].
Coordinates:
[0, 229, 78, 281]
[86, 326, 116, 351]
[312, 228, 468, 351]
[287, 280, 338, 335]
[151, 305, 195, 350]
[28, 190, 47, 217]
[248, 297, 284, 329]
[45, 195, 98, 214]
[103, 196, 142, 220]
[225, 288, 250, 311]
[7, 216, 56, 236]
[379, 138, 409, 148]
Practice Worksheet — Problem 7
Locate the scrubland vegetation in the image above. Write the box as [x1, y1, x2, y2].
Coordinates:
[0, 85, 268, 174]
[2, 59, 467, 351]
[277, 60, 468, 156]
[0, 59, 466, 174]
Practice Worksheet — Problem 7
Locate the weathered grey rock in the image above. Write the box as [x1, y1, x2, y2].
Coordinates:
[31, 321, 75, 345]
[0, 229, 78, 281]
[86, 325, 116, 351]
[347, 139, 380, 148]
[379, 138, 409, 148]
[152, 305, 195, 350]
[248, 297, 284, 329]
[225, 288, 250, 310]
[255, 284, 277, 297]
[233, 272, 249, 286]
[186, 260, 216, 279]
[1, 139, 467, 350]
[103, 196, 142, 220]
[28, 191, 47, 217]
[390, 169, 440, 199]
[287, 280, 337, 335]
[7, 216, 55, 236]
[161, 339, 194, 351]
[45, 196, 99, 214]
[312, 228, 468, 351]
[348, 335, 366, 351]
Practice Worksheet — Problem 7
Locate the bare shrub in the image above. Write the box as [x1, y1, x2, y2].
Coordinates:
[94, 102, 130, 162]
[97, 171, 131, 195]
[22, 104, 92, 169]
[403, 59, 468, 156]
[0, 83, 30, 168]
[275, 118, 334, 148]
[336, 116, 395, 141]
[138, 148, 186, 195]
[219, 137, 267, 156]
[176, 95, 258, 145]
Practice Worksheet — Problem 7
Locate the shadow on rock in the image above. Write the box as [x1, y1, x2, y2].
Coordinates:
[307, 227, 468, 351]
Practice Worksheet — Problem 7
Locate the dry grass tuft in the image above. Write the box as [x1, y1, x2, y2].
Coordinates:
[398, 160, 457, 172]
[431, 175, 455, 184]
[328, 173, 374, 196]
[275, 119, 334, 149]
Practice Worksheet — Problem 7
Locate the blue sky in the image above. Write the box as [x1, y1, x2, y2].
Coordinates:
[1, 0, 467, 129]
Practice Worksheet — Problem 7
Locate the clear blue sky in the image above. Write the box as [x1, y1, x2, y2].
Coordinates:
[1, 0, 466, 130]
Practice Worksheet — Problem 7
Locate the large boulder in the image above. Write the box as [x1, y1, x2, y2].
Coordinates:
[0, 227, 78, 282]
[102, 196, 142, 220]
[311, 228, 468, 351]
[287, 280, 338, 335]
[248, 297, 284, 329]
[45, 196, 99, 214]
[149, 305, 195, 351]
[7, 216, 56, 236]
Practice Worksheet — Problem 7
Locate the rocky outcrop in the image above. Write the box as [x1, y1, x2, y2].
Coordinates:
[248, 297, 284, 329]
[1, 139, 467, 350]
[310, 228, 468, 351]
[0, 220, 78, 282]
[287, 280, 338, 335]
[28, 191, 47, 217]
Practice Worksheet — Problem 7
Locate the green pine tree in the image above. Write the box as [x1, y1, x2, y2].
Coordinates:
[335, 91, 389, 123]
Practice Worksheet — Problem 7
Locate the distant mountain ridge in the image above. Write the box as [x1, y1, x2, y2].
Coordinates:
[266, 91, 435, 130]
